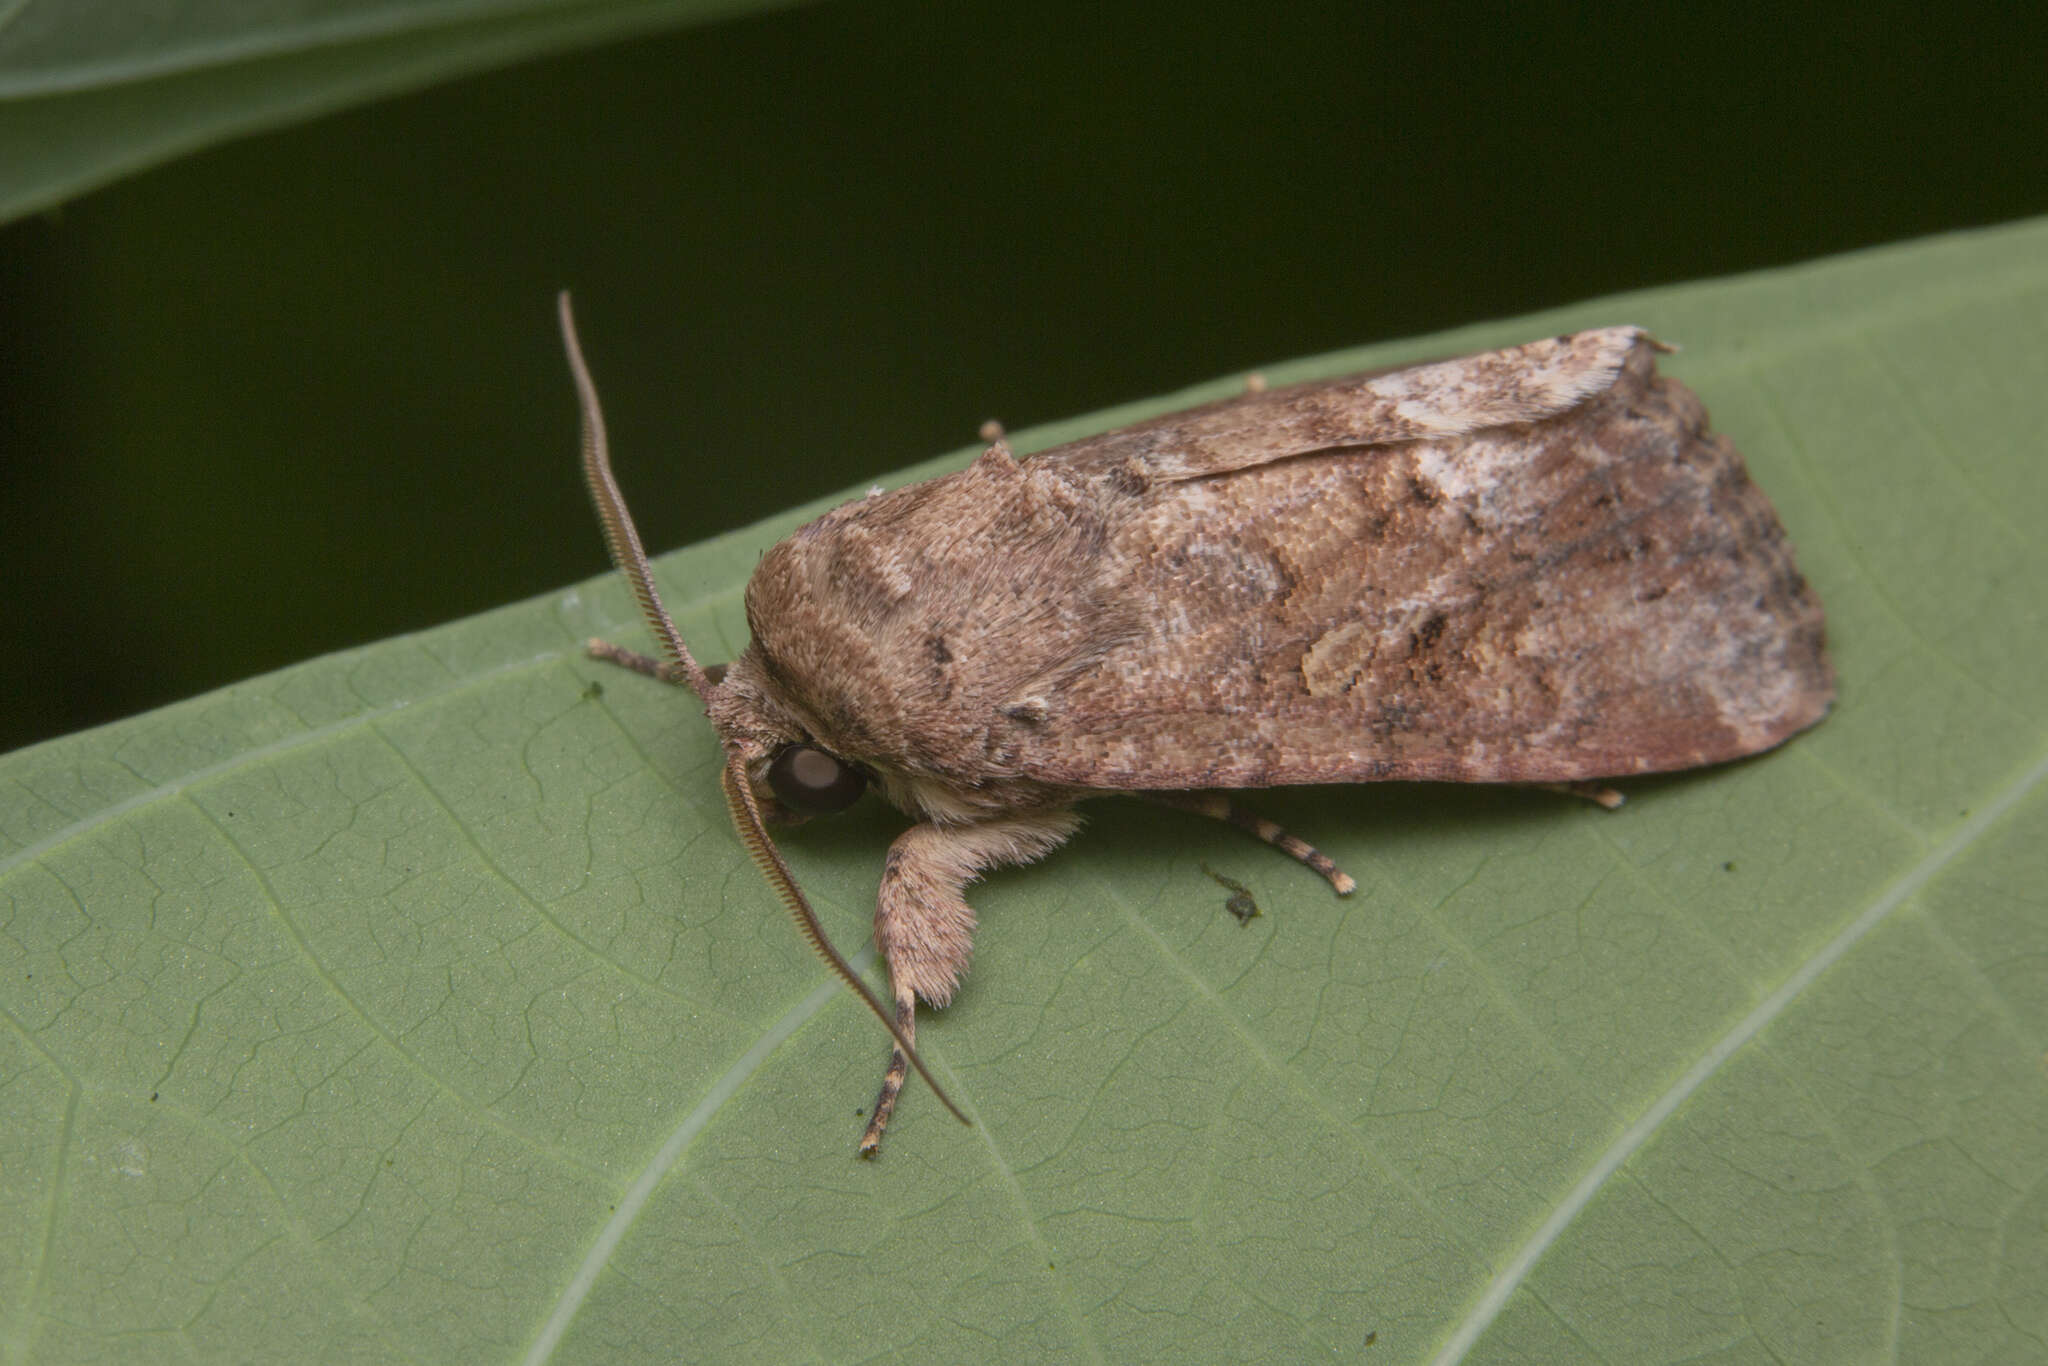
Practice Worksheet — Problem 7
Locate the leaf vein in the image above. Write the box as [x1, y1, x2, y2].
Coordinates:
[1429, 742, 2048, 1364]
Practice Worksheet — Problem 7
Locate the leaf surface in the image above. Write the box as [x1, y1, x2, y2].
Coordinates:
[4, 221, 2047, 1363]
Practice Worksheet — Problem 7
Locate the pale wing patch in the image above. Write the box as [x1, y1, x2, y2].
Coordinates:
[1408, 429, 1549, 506]
[1685, 602, 1819, 753]
[1370, 326, 1645, 439]
[1089, 326, 1654, 489]
[1299, 597, 1457, 698]
[1300, 620, 1372, 697]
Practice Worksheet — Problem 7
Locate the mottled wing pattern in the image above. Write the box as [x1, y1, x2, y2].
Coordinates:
[740, 328, 1831, 804]
[1004, 330, 1832, 789]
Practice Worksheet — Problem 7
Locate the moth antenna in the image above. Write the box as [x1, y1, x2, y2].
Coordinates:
[560, 293, 966, 1134]
[557, 291, 716, 703]
[720, 758, 972, 1129]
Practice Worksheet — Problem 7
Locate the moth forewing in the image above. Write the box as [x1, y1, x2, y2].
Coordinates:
[971, 328, 1833, 791]
[564, 305, 1831, 1156]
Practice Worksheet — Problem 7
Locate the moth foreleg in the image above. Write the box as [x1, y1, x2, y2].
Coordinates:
[859, 810, 1081, 1157]
[586, 638, 728, 689]
[858, 983, 918, 1158]
[1147, 792, 1358, 896]
[586, 638, 682, 683]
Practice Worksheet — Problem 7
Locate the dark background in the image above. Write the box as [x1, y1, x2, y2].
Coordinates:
[4, 0, 2044, 754]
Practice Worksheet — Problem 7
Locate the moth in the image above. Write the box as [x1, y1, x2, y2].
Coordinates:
[557, 297, 1832, 1155]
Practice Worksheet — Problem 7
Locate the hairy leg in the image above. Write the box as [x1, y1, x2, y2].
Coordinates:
[861, 810, 1082, 1156]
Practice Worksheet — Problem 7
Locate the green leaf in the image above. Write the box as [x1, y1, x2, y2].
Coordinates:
[5, 220, 2047, 1364]
[0, 0, 804, 224]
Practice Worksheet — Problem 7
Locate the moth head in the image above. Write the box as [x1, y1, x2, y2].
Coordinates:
[705, 661, 872, 825]
[556, 293, 965, 1132]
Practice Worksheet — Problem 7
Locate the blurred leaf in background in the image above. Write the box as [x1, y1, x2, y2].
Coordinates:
[0, 0, 793, 221]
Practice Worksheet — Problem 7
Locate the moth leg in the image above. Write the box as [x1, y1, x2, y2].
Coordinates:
[1146, 792, 1357, 896]
[586, 638, 727, 688]
[1533, 780, 1627, 810]
[860, 984, 918, 1159]
[860, 810, 1082, 1157]
[586, 638, 680, 683]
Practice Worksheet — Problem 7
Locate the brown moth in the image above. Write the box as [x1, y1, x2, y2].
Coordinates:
[557, 297, 1832, 1155]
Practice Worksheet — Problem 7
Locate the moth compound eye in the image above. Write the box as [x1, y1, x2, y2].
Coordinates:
[767, 745, 868, 814]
